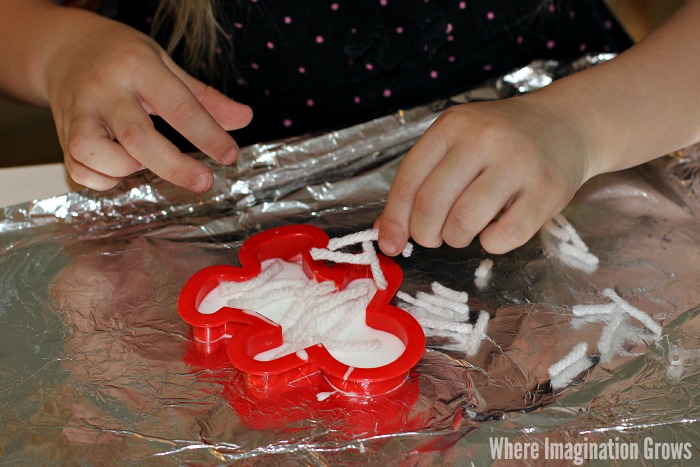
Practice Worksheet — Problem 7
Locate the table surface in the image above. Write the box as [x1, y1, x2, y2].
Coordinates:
[0, 163, 79, 207]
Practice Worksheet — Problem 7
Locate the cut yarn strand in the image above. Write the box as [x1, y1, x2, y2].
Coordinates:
[541, 213, 599, 272]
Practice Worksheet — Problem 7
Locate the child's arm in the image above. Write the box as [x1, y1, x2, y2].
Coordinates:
[0, 0, 252, 192]
[377, 0, 700, 256]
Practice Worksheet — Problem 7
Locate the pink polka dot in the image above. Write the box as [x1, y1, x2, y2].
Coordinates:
[234, 22, 243, 29]
[396, 26, 404, 34]
[448, 55, 456, 63]
[604, 20, 613, 29]
[215, 47, 222, 55]
[283, 119, 293, 128]
[306, 99, 315, 107]
[569, 10, 576, 19]
[446, 23, 453, 33]
[483, 64, 492, 71]
[548, 4, 555, 12]
[430, 70, 438, 79]
[298, 66, 306, 74]
[354, 96, 362, 104]
[251, 62, 259, 70]
[266, 41, 275, 49]
[517, 35, 523, 44]
[546, 40, 555, 49]
[447, 35, 454, 42]
[380, 0, 388, 5]
[459, 1, 466, 9]
[365, 63, 374, 71]
[579, 43, 587, 52]
[331, 2, 339, 10]
[383, 89, 392, 98]
[235, 78, 246, 85]
[486, 11, 495, 20]
[316, 35, 325, 44]
[284, 16, 292, 24]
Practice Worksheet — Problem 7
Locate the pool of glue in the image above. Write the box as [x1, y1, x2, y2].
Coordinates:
[197, 259, 406, 368]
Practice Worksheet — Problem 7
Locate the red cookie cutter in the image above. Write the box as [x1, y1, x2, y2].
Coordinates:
[178, 224, 425, 396]
[184, 344, 426, 434]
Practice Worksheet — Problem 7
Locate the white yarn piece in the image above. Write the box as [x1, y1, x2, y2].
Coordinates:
[557, 242, 600, 268]
[602, 288, 662, 337]
[474, 259, 494, 279]
[218, 255, 385, 360]
[396, 282, 487, 355]
[219, 259, 284, 296]
[548, 342, 589, 377]
[283, 290, 368, 343]
[572, 303, 618, 316]
[362, 241, 388, 290]
[326, 228, 414, 258]
[327, 229, 379, 251]
[311, 230, 392, 290]
[310, 248, 372, 265]
[474, 258, 494, 289]
[550, 355, 594, 390]
[395, 291, 457, 319]
[568, 289, 663, 368]
[278, 281, 338, 328]
[406, 307, 474, 334]
[552, 214, 588, 251]
[465, 310, 490, 356]
[541, 214, 599, 273]
[430, 282, 469, 304]
[596, 311, 626, 363]
[415, 290, 469, 314]
[226, 280, 308, 309]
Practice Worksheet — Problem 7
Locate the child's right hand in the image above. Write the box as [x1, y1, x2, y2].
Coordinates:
[43, 8, 252, 192]
[375, 94, 597, 256]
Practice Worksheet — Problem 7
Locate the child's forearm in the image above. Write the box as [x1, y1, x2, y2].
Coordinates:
[534, 0, 700, 178]
[0, 0, 103, 106]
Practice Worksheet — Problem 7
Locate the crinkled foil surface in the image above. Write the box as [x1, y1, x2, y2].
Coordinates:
[1, 56, 699, 465]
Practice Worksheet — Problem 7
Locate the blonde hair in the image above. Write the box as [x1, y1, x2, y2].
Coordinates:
[151, 0, 224, 77]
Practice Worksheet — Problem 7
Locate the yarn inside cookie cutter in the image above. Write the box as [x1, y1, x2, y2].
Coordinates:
[178, 224, 425, 396]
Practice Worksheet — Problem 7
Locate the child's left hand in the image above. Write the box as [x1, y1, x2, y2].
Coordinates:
[376, 95, 597, 255]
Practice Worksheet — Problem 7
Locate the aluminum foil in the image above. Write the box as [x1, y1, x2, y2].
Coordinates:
[2, 55, 699, 465]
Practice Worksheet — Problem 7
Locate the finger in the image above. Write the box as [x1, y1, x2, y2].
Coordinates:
[66, 116, 145, 177]
[441, 170, 520, 248]
[478, 189, 560, 254]
[136, 63, 240, 166]
[161, 54, 253, 130]
[64, 153, 122, 191]
[407, 148, 482, 248]
[103, 94, 214, 193]
[377, 124, 451, 255]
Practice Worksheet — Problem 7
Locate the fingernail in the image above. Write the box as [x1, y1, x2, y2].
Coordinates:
[194, 172, 213, 193]
[378, 237, 399, 256]
[222, 146, 238, 164]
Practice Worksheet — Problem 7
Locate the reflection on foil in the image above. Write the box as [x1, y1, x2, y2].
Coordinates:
[1, 55, 700, 464]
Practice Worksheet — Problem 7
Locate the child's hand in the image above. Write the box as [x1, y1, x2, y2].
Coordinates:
[45, 16, 252, 192]
[376, 96, 597, 255]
